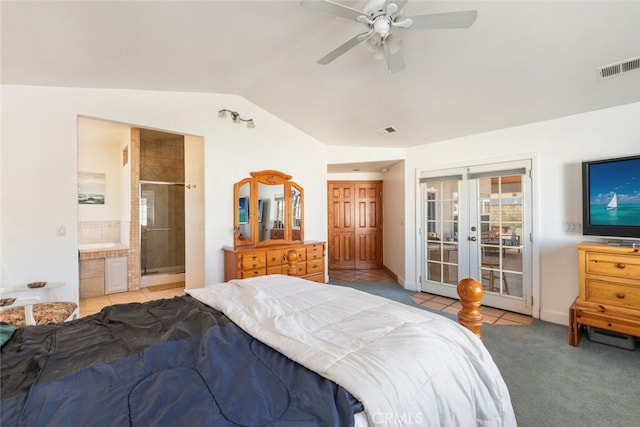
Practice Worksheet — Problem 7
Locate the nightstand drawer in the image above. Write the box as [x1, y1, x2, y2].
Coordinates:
[585, 278, 640, 310]
[585, 252, 640, 280]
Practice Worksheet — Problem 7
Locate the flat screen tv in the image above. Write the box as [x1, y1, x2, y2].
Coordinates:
[582, 154, 640, 241]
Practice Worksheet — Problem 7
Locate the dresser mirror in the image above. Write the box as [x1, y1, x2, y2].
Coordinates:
[233, 170, 304, 247]
[291, 183, 303, 241]
[234, 178, 253, 245]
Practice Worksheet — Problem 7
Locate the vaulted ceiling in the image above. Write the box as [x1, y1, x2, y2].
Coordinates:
[3, 1, 640, 149]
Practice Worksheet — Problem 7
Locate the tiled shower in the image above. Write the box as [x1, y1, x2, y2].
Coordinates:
[139, 130, 186, 286]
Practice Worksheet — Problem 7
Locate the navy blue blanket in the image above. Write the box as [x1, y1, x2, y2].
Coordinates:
[1, 296, 362, 426]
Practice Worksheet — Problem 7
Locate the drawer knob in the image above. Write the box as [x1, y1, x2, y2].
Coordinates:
[616, 292, 625, 299]
[616, 263, 626, 269]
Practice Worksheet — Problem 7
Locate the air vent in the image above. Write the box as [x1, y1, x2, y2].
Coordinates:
[377, 126, 398, 135]
[597, 57, 640, 79]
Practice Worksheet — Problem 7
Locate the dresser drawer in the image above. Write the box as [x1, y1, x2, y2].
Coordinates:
[224, 242, 326, 283]
[306, 259, 324, 275]
[306, 244, 324, 260]
[267, 265, 286, 275]
[241, 268, 266, 278]
[585, 278, 640, 310]
[585, 252, 640, 280]
[285, 264, 306, 277]
[266, 249, 284, 266]
[241, 252, 266, 270]
[293, 248, 306, 262]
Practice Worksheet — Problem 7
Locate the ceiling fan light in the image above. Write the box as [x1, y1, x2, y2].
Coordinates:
[387, 36, 402, 54]
[371, 50, 385, 60]
[366, 35, 381, 52]
[373, 17, 391, 37]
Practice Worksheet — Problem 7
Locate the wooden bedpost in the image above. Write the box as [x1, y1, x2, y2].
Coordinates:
[457, 278, 484, 341]
[286, 249, 298, 276]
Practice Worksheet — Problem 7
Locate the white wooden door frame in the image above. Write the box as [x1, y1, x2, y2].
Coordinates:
[417, 158, 536, 316]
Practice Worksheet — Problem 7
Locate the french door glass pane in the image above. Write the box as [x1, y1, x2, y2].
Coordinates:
[478, 175, 523, 297]
[424, 179, 459, 285]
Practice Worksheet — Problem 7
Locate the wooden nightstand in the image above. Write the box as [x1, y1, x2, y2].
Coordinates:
[569, 243, 640, 346]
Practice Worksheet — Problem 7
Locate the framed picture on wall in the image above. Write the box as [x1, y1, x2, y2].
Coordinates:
[78, 172, 105, 204]
[238, 196, 248, 224]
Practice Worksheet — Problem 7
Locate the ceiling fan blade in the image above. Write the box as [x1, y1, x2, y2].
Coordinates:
[384, 36, 405, 74]
[384, 0, 408, 14]
[404, 10, 478, 29]
[301, 0, 365, 21]
[317, 32, 369, 65]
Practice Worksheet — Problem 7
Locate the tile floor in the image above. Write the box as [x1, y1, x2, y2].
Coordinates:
[329, 268, 532, 325]
[328, 268, 398, 283]
[80, 269, 533, 326]
[80, 283, 185, 317]
[410, 292, 533, 325]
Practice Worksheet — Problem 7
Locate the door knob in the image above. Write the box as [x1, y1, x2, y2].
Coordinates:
[468, 236, 477, 241]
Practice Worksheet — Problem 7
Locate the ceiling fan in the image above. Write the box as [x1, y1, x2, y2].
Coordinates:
[301, 0, 477, 73]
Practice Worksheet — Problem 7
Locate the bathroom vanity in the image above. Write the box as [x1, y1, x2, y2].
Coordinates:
[79, 243, 129, 297]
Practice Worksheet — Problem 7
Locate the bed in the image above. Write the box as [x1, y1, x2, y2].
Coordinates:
[1, 275, 516, 426]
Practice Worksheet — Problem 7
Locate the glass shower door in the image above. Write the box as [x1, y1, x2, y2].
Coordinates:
[140, 182, 185, 277]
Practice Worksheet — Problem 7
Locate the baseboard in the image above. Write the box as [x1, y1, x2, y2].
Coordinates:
[381, 264, 398, 282]
[540, 309, 569, 326]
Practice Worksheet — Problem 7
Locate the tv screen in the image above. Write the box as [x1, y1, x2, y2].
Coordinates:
[582, 154, 640, 240]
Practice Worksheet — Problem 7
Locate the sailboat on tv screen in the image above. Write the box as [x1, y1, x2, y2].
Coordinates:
[606, 193, 617, 211]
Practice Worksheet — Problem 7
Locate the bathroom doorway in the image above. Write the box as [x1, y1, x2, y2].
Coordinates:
[140, 182, 185, 286]
[77, 118, 204, 295]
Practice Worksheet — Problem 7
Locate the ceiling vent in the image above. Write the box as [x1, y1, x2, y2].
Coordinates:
[377, 126, 398, 135]
[597, 57, 640, 79]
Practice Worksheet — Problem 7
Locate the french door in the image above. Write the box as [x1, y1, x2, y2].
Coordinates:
[419, 160, 532, 315]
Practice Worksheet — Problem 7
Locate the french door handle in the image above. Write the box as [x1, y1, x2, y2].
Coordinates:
[468, 236, 477, 241]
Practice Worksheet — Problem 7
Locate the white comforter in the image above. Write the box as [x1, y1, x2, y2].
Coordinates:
[188, 275, 516, 427]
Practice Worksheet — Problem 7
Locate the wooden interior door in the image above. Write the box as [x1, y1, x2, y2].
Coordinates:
[328, 181, 382, 270]
[328, 182, 355, 269]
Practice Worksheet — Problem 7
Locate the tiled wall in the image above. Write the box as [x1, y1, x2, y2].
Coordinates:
[79, 259, 104, 298]
[79, 221, 121, 244]
[140, 135, 184, 182]
[128, 129, 141, 291]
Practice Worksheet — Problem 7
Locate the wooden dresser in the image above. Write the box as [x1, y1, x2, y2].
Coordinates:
[569, 242, 640, 346]
[223, 241, 326, 283]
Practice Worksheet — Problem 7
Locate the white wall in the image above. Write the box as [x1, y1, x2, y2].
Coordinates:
[381, 161, 406, 284]
[2, 83, 638, 327]
[403, 102, 640, 325]
[1, 85, 328, 303]
[77, 133, 124, 222]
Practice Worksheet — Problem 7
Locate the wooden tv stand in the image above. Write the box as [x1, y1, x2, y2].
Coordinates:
[569, 242, 640, 346]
